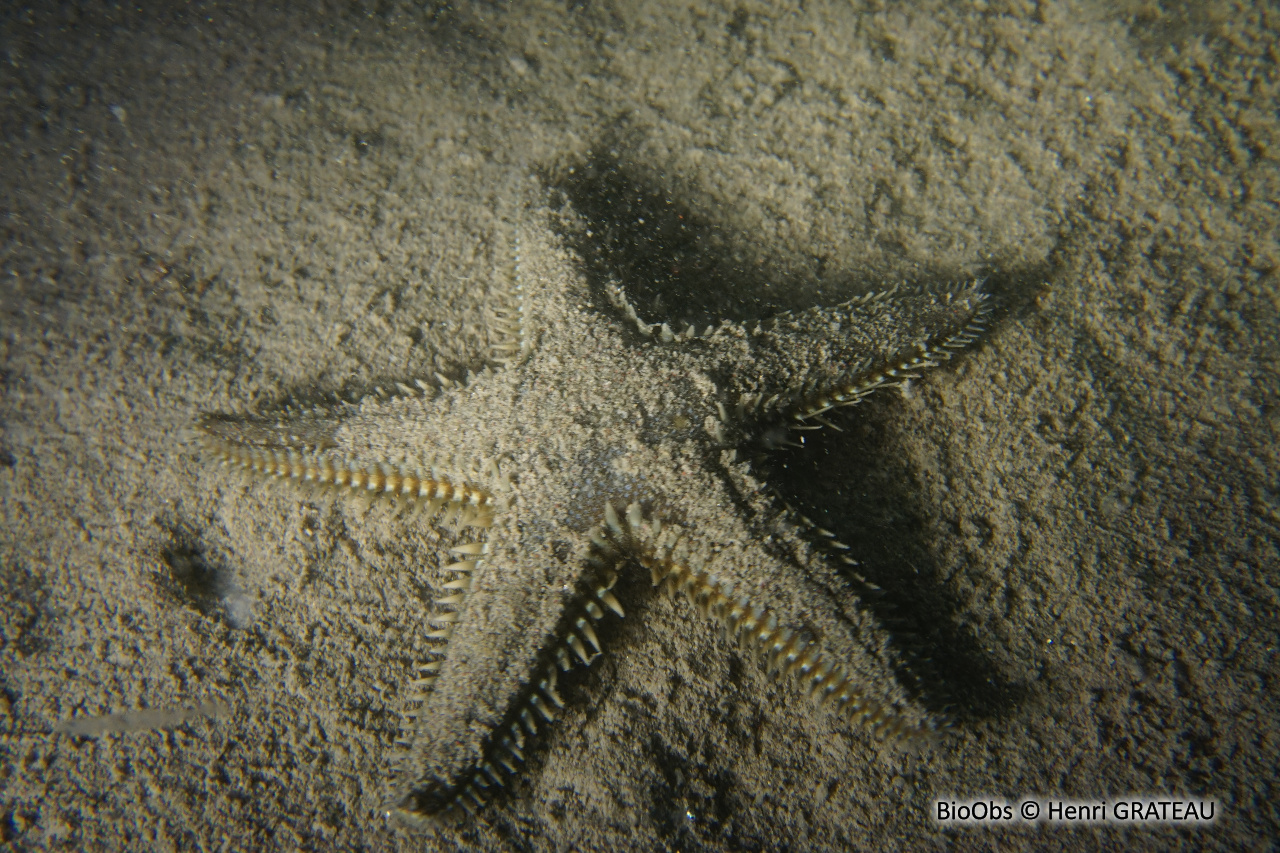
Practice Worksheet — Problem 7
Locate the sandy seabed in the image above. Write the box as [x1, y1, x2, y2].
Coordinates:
[1, 2, 1277, 850]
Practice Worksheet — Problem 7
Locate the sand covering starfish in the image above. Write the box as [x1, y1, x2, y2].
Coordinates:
[196, 182, 989, 823]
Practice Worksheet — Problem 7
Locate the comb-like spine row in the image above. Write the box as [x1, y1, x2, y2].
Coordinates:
[488, 217, 531, 366]
[601, 502, 932, 744]
[199, 433, 496, 528]
[791, 295, 991, 426]
[398, 565, 625, 823]
[398, 539, 490, 735]
[487, 282, 527, 365]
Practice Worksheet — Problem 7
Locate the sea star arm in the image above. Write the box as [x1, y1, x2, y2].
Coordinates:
[596, 500, 935, 741]
[695, 282, 989, 447]
[197, 395, 498, 529]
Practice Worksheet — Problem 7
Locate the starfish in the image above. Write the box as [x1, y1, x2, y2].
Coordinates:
[196, 179, 989, 826]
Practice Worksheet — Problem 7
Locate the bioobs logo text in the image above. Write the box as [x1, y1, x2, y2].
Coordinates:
[935, 800, 1016, 822]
